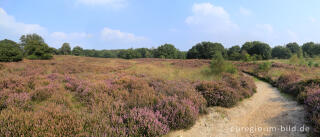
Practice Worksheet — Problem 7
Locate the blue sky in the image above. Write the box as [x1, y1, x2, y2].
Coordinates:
[1, 0, 320, 50]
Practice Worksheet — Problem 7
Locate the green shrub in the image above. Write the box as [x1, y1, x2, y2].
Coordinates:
[308, 61, 314, 67]
[257, 62, 271, 72]
[0, 39, 23, 62]
[209, 52, 237, 75]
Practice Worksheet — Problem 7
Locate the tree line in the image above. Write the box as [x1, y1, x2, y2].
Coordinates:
[1, 33, 320, 62]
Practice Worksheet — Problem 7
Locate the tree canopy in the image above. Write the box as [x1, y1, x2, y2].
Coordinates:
[241, 41, 272, 60]
[20, 34, 53, 60]
[154, 44, 179, 59]
[187, 42, 226, 59]
[59, 43, 72, 55]
[0, 39, 23, 62]
[72, 46, 83, 56]
[271, 46, 292, 59]
[286, 42, 302, 57]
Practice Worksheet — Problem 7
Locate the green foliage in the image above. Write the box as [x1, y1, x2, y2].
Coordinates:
[20, 33, 44, 48]
[118, 49, 142, 59]
[289, 54, 299, 64]
[227, 45, 241, 60]
[207, 52, 237, 76]
[286, 42, 302, 57]
[20, 34, 53, 60]
[301, 42, 320, 58]
[72, 46, 83, 56]
[0, 39, 23, 62]
[307, 60, 314, 67]
[154, 44, 179, 59]
[241, 41, 272, 60]
[187, 41, 226, 59]
[271, 46, 292, 59]
[240, 50, 252, 62]
[135, 48, 153, 58]
[59, 43, 71, 55]
[257, 62, 271, 72]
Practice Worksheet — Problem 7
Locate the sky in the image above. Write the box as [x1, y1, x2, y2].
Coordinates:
[1, 0, 320, 51]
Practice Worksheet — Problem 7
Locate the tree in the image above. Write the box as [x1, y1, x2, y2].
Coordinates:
[20, 33, 44, 49]
[72, 46, 83, 56]
[118, 49, 142, 59]
[59, 43, 71, 55]
[20, 34, 53, 60]
[271, 46, 292, 59]
[187, 42, 226, 59]
[286, 42, 302, 57]
[154, 44, 179, 59]
[208, 52, 237, 75]
[301, 42, 320, 57]
[227, 45, 241, 60]
[0, 39, 23, 62]
[135, 48, 153, 58]
[241, 41, 271, 60]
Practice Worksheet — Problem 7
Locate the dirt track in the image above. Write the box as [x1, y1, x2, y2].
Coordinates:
[166, 80, 309, 137]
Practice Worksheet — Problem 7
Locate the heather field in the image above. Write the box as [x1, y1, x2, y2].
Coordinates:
[0, 55, 256, 136]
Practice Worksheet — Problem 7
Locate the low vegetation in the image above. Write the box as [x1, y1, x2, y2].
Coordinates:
[0, 56, 256, 136]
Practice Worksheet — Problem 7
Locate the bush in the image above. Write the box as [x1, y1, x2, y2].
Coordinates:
[126, 107, 169, 136]
[304, 90, 320, 133]
[0, 104, 84, 136]
[209, 52, 237, 75]
[276, 73, 302, 95]
[0, 39, 23, 62]
[257, 62, 271, 72]
[155, 96, 199, 129]
[196, 81, 240, 107]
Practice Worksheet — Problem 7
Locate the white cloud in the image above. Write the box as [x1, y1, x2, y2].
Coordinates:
[101, 27, 146, 42]
[76, 0, 127, 8]
[100, 27, 150, 48]
[239, 7, 252, 16]
[185, 3, 238, 34]
[0, 8, 47, 37]
[0, 8, 94, 48]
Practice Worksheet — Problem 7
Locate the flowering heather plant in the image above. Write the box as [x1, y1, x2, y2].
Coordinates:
[126, 107, 169, 136]
[0, 56, 259, 136]
[276, 73, 302, 95]
[196, 81, 240, 107]
[304, 89, 320, 133]
[150, 79, 207, 113]
[155, 96, 199, 129]
[31, 83, 56, 102]
[6, 92, 31, 110]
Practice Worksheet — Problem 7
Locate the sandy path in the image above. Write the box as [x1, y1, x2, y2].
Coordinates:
[166, 80, 309, 137]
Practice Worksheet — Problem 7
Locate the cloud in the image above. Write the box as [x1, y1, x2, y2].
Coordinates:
[185, 3, 238, 34]
[0, 7, 95, 48]
[100, 27, 150, 48]
[239, 7, 252, 16]
[76, 0, 127, 8]
[0, 8, 47, 37]
[101, 27, 146, 42]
